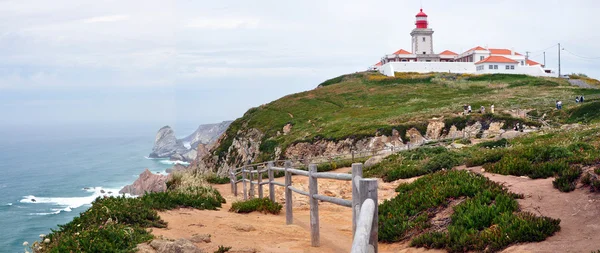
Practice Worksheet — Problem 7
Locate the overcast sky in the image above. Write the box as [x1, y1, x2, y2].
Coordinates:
[1, 0, 599, 132]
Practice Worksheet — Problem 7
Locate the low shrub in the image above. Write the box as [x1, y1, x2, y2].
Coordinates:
[214, 245, 232, 253]
[484, 155, 533, 177]
[229, 198, 283, 215]
[422, 152, 461, 173]
[465, 148, 506, 167]
[477, 138, 509, 149]
[379, 170, 559, 251]
[206, 174, 231, 184]
[39, 186, 226, 253]
[553, 166, 582, 192]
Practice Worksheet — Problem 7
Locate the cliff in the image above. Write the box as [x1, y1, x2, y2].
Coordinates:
[148, 121, 231, 162]
[190, 72, 597, 175]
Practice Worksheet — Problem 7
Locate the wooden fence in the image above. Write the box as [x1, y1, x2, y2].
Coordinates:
[229, 162, 379, 252]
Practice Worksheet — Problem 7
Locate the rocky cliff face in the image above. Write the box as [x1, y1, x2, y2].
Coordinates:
[148, 126, 188, 160]
[148, 121, 231, 162]
[182, 121, 232, 148]
[194, 117, 539, 176]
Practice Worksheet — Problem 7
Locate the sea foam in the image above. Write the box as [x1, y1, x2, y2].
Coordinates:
[159, 160, 190, 165]
[20, 186, 125, 211]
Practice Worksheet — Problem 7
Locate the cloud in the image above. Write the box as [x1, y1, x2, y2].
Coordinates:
[82, 15, 130, 23]
[184, 17, 260, 30]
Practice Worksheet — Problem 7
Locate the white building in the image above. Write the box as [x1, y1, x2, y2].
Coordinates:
[373, 9, 556, 77]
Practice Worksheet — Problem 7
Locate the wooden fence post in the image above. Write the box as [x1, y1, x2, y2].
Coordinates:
[352, 163, 363, 235]
[308, 163, 320, 247]
[359, 178, 379, 253]
[229, 168, 234, 194]
[242, 165, 247, 200]
[285, 160, 293, 225]
[249, 166, 255, 199]
[258, 165, 263, 199]
[233, 169, 238, 197]
[268, 161, 275, 202]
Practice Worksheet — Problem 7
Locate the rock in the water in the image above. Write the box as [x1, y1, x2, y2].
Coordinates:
[190, 233, 211, 243]
[150, 239, 204, 253]
[119, 169, 168, 196]
[148, 126, 188, 160]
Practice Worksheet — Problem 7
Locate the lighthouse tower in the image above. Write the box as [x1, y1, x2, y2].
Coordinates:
[410, 9, 435, 60]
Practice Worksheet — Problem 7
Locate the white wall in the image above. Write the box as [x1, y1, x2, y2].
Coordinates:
[380, 62, 557, 77]
[380, 62, 476, 76]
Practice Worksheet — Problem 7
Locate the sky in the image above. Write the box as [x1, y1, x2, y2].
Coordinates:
[0, 0, 599, 133]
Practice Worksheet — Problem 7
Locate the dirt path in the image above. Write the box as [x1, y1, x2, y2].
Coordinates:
[460, 166, 600, 253]
[150, 166, 600, 252]
[150, 167, 441, 253]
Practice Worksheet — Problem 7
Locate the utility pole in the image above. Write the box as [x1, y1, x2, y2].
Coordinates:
[543, 52, 546, 67]
[525, 51, 530, 61]
[558, 43, 561, 77]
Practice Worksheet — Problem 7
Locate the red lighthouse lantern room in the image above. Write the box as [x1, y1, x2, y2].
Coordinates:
[415, 9, 428, 29]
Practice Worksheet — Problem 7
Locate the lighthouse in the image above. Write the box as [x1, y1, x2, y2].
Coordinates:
[410, 9, 435, 58]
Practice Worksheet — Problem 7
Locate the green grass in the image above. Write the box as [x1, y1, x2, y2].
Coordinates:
[379, 170, 560, 252]
[38, 186, 226, 253]
[201, 72, 600, 170]
[229, 198, 283, 215]
[364, 147, 463, 182]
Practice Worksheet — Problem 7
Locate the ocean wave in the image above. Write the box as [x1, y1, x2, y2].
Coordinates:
[159, 160, 190, 165]
[144, 156, 161, 160]
[6, 203, 12, 206]
[20, 186, 126, 210]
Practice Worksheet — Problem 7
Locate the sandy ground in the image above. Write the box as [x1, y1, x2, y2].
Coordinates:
[148, 166, 600, 253]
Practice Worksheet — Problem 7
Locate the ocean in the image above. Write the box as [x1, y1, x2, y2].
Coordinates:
[0, 123, 197, 252]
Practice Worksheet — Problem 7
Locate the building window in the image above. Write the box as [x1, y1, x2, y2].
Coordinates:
[422, 37, 426, 42]
[494, 65, 498, 69]
[489, 65, 493, 70]
[511, 65, 515, 69]
[506, 65, 510, 70]
[480, 56, 485, 61]
[521, 61, 524, 65]
[426, 60, 431, 62]
[401, 59, 407, 62]
[423, 52, 426, 55]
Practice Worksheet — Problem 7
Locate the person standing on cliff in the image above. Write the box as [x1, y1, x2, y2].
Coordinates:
[463, 104, 468, 115]
[491, 104, 495, 114]
[467, 104, 472, 114]
[480, 105, 485, 114]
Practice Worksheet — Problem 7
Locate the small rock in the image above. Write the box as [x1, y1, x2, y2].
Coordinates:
[100, 190, 106, 194]
[190, 234, 211, 243]
[108, 191, 113, 194]
[364, 156, 384, 168]
[136, 243, 156, 253]
[233, 224, 256, 232]
[150, 239, 203, 253]
[31, 199, 36, 202]
[323, 190, 336, 197]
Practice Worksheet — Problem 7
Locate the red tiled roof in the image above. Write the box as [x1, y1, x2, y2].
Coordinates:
[469, 46, 487, 51]
[475, 56, 519, 64]
[489, 48, 522, 56]
[526, 59, 541, 66]
[374, 61, 383, 66]
[392, 49, 412, 55]
[439, 50, 458, 56]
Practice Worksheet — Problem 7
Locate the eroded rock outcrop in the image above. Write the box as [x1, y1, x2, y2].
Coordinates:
[119, 169, 168, 196]
[148, 126, 188, 160]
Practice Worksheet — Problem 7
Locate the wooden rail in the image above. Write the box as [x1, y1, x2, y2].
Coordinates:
[229, 161, 379, 251]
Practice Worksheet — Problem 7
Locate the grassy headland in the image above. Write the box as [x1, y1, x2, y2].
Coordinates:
[210, 72, 600, 164]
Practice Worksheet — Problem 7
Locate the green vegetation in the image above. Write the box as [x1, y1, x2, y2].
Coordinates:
[207, 72, 600, 168]
[229, 198, 283, 215]
[364, 147, 463, 182]
[38, 186, 226, 253]
[214, 245, 232, 253]
[379, 170, 560, 252]
[206, 173, 231, 184]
